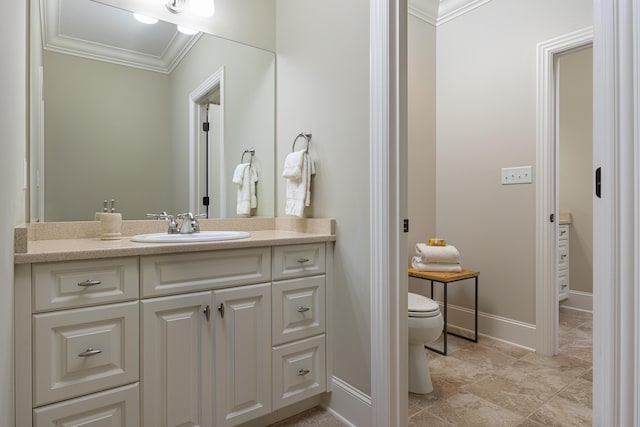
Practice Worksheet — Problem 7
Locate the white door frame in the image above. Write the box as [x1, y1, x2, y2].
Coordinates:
[369, 0, 408, 425]
[592, 0, 640, 424]
[535, 27, 593, 357]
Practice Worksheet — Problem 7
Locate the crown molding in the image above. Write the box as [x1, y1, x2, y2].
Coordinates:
[408, 0, 494, 26]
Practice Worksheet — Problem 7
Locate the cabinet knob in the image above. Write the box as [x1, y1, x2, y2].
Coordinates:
[297, 368, 310, 376]
[203, 305, 211, 321]
[78, 347, 102, 357]
[77, 279, 102, 287]
[218, 303, 225, 318]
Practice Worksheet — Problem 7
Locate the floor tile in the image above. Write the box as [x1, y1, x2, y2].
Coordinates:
[426, 392, 524, 426]
[527, 395, 592, 427]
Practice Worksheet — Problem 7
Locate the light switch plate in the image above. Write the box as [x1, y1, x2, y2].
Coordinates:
[501, 166, 532, 185]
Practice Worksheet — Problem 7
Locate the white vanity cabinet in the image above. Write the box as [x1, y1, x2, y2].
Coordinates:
[16, 239, 332, 427]
[558, 224, 570, 301]
[271, 244, 327, 411]
[17, 258, 141, 427]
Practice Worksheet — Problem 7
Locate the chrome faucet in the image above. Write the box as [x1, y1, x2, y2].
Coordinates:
[146, 211, 180, 234]
[177, 212, 204, 234]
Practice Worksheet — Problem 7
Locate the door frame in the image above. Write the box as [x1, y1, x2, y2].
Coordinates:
[535, 27, 593, 357]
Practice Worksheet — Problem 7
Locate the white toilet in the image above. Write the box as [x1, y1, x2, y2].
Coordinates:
[408, 292, 444, 394]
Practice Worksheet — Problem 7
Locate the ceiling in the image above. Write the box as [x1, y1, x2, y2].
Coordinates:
[408, 0, 492, 25]
[41, 0, 200, 73]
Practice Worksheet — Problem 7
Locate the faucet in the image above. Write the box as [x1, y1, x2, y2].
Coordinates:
[177, 212, 203, 234]
[146, 211, 180, 234]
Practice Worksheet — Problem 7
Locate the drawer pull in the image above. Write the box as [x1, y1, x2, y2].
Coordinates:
[297, 257, 310, 264]
[560, 230, 567, 235]
[218, 303, 225, 318]
[203, 305, 211, 321]
[561, 254, 567, 259]
[297, 368, 310, 376]
[78, 347, 102, 357]
[297, 306, 310, 313]
[77, 279, 102, 287]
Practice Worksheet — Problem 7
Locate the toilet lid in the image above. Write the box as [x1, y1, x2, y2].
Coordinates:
[408, 292, 439, 317]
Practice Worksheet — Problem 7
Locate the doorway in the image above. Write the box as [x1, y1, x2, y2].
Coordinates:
[535, 27, 593, 356]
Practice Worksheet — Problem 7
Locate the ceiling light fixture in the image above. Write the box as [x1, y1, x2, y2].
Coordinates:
[133, 13, 159, 24]
[166, 0, 214, 17]
[177, 25, 199, 35]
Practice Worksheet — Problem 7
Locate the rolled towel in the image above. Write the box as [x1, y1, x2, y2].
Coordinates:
[411, 256, 462, 273]
[415, 243, 461, 264]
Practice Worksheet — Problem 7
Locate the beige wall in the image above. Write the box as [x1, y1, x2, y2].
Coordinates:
[43, 51, 174, 221]
[1, 1, 26, 424]
[407, 15, 438, 296]
[276, 0, 371, 394]
[435, 0, 592, 325]
[559, 47, 593, 294]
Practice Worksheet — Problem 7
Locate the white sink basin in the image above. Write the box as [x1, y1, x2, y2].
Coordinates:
[131, 231, 251, 243]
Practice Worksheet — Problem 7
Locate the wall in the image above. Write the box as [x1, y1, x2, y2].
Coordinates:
[435, 0, 592, 328]
[43, 51, 174, 221]
[407, 14, 437, 297]
[0, 0, 26, 424]
[559, 47, 593, 295]
[275, 0, 371, 394]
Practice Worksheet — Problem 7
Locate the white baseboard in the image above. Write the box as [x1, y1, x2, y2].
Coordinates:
[438, 302, 537, 351]
[560, 290, 593, 312]
[323, 377, 372, 427]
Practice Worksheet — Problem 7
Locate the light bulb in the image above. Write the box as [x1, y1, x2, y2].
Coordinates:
[133, 13, 158, 24]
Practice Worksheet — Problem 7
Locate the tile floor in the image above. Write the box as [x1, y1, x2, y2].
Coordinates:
[272, 307, 593, 426]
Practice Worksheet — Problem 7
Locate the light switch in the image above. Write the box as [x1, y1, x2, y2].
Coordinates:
[501, 166, 532, 185]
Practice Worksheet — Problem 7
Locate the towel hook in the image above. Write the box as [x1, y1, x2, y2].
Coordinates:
[292, 133, 312, 153]
[241, 148, 255, 166]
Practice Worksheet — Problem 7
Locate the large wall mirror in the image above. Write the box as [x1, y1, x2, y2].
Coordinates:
[30, 0, 275, 222]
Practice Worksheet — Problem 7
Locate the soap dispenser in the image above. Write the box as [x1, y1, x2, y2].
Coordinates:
[98, 199, 122, 240]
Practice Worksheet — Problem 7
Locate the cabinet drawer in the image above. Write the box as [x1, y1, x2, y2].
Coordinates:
[558, 224, 569, 241]
[272, 243, 326, 280]
[272, 335, 326, 411]
[558, 242, 569, 270]
[32, 258, 139, 312]
[141, 247, 270, 297]
[33, 301, 139, 406]
[272, 276, 325, 346]
[33, 382, 139, 427]
[559, 270, 569, 300]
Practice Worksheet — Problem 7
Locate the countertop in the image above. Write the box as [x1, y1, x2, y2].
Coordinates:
[15, 218, 336, 264]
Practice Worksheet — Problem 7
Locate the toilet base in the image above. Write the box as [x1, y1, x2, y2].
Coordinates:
[408, 343, 434, 394]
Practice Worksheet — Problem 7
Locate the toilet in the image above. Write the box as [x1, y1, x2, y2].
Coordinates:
[408, 292, 444, 394]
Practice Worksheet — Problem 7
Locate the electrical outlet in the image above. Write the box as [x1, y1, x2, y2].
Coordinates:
[501, 166, 533, 185]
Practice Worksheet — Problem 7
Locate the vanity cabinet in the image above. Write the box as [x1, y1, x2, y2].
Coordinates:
[16, 241, 331, 427]
[558, 224, 570, 301]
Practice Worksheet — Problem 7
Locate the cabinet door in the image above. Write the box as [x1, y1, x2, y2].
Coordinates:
[214, 283, 271, 427]
[141, 292, 213, 427]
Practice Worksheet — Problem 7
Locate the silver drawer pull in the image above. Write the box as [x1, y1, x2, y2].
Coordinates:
[297, 257, 310, 264]
[77, 279, 102, 287]
[561, 254, 567, 259]
[297, 306, 310, 313]
[560, 230, 567, 235]
[297, 368, 310, 376]
[78, 347, 102, 357]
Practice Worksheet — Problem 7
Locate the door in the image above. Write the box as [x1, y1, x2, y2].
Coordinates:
[214, 283, 271, 427]
[141, 292, 213, 427]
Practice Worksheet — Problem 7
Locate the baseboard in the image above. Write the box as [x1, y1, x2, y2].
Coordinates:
[560, 290, 593, 312]
[437, 302, 537, 351]
[323, 376, 372, 427]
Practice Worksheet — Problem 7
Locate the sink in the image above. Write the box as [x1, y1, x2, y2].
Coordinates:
[131, 231, 251, 243]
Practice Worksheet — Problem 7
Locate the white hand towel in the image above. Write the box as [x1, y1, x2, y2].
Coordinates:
[250, 165, 259, 209]
[415, 244, 461, 264]
[282, 149, 306, 179]
[284, 152, 315, 217]
[411, 256, 462, 273]
[232, 163, 249, 185]
[233, 163, 251, 215]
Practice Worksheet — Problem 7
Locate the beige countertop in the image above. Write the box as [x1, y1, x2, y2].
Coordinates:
[15, 218, 335, 264]
[559, 212, 572, 225]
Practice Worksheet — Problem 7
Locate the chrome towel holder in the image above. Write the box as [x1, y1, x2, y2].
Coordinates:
[241, 148, 255, 165]
[292, 132, 312, 153]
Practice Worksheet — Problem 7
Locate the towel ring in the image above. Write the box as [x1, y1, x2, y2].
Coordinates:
[241, 148, 255, 166]
[292, 133, 312, 153]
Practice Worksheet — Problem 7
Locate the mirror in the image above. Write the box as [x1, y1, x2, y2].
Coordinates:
[30, 0, 275, 221]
